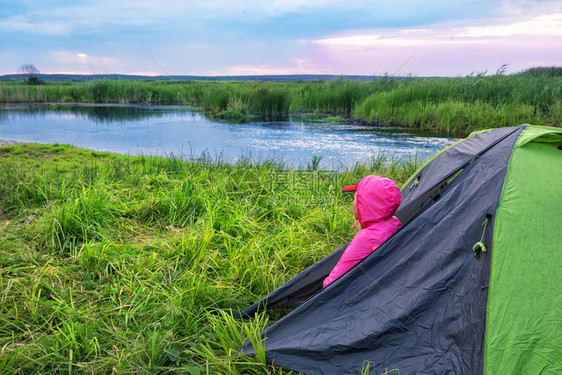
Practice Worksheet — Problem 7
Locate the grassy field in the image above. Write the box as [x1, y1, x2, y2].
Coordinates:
[0, 143, 420, 374]
[1, 68, 561, 135]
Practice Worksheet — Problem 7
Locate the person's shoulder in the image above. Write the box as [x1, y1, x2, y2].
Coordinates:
[345, 230, 375, 259]
[350, 228, 376, 245]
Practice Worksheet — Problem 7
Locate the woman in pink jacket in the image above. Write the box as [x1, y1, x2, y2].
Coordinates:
[323, 175, 402, 287]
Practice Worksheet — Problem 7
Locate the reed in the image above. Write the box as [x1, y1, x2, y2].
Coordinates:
[354, 74, 561, 131]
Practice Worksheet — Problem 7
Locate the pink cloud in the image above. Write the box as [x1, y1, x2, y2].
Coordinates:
[309, 13, 562, 76]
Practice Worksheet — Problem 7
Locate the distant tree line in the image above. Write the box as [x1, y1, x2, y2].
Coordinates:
[518, 67, 562, 77]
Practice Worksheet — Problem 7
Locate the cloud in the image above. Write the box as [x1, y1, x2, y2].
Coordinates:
[458, 13, 562, 37]
[46, 51, 146, 74]
[315, 33, 448, 48]
[0, 0, 502, 38]
[253, 0, 348, 18]
[221, 59, 335, 76]
[308, 8, 562, 76]
[313, 12, 562, 48]
[0, 15, 70, 35]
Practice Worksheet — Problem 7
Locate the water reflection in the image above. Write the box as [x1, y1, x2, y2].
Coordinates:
[0, 104, 455, 168]
[0, 103, 197, 123]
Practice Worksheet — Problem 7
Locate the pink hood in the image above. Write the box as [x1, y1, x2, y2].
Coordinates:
[355, 175, 401, 228]
[322, 175, 402, 287]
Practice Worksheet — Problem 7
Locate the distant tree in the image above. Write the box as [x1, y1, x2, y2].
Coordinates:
[18, 63, 44, 85]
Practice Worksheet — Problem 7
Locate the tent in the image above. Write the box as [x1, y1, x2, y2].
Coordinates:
[237, 125, 562, 374]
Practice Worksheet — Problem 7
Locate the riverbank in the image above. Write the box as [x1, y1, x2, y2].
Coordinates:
[2, 69, 560, 135]
[0, 142, 420, 373]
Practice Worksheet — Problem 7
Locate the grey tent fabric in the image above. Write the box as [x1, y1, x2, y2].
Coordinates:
[235, 126, 526, 321]
[239, 126, 525, 374]
[396, 125, 522, 222]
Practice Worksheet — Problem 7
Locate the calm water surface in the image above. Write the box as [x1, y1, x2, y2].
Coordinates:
[0, 104, 455, 168]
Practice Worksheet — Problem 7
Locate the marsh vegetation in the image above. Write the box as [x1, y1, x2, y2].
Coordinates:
[1, 68, 560, 135]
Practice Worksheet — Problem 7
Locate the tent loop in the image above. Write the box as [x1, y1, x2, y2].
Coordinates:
[472, 242, 487, 258]
[473, 214, 491, 258]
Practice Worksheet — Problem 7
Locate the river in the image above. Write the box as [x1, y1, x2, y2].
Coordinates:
[0, 104, 455, 169]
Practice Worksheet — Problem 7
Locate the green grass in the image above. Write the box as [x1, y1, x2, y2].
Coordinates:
[1, 69, 560, 135]
[353, 74, 561, 133]
[0, 143, 420, 374]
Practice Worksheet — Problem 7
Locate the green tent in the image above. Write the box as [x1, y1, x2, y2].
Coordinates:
[238, 125, 562, 374]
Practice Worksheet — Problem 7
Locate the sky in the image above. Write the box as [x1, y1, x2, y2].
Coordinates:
[0, 0, 561, 77]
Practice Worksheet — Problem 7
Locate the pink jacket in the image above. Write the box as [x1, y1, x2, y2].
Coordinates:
[323, 175, 402, 287]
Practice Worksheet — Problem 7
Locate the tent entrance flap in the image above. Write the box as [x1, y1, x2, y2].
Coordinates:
[234, 243, 348, 319]
[396, 126, 522, 222]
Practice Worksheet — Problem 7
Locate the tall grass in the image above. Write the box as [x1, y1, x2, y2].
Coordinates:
[0, 143, 421, 374]
[354, 74, 561, 132]
[1, 72, 560, 134]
